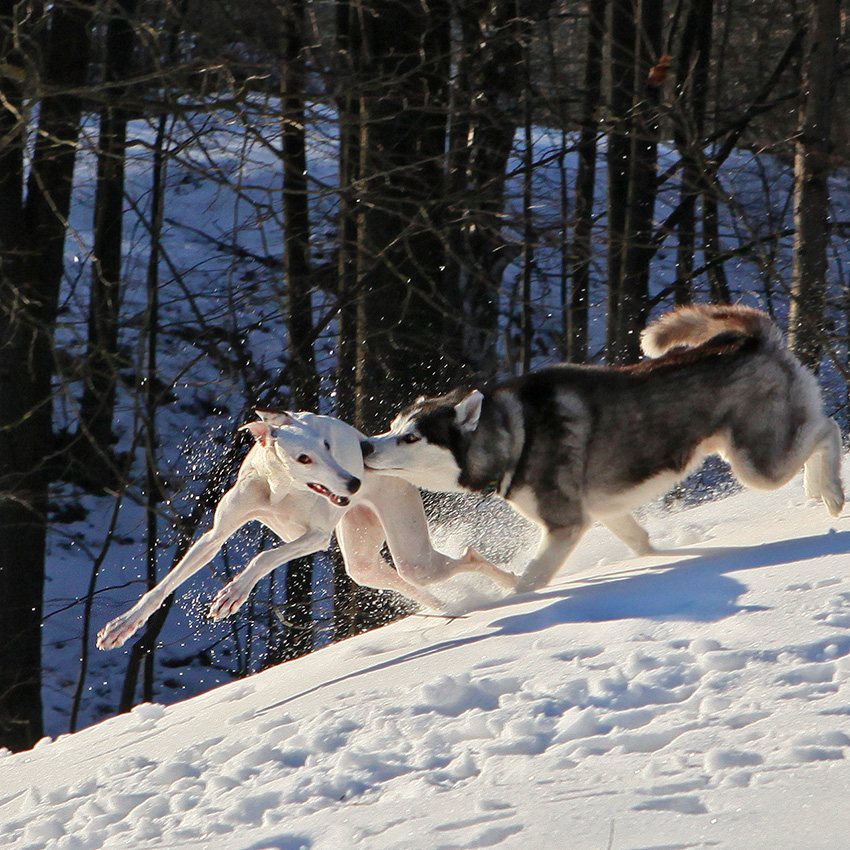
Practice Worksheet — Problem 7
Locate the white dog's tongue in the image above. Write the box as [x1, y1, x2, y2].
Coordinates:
[307, 482, 350, 507]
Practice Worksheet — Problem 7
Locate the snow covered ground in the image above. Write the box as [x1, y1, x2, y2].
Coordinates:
[5, 460, 850, 850]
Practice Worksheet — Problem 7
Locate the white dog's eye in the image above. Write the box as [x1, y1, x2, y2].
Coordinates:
[296, 454, 313, 464]
[400, 433, 420, 445]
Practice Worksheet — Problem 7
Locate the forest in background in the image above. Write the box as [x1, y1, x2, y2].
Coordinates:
[0, 0, 848, 752]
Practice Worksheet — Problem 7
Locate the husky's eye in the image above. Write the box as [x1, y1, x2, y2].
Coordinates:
[324, 440, 331, 451]
[296, 454, 312, 464]
[400, 433, 420, 445]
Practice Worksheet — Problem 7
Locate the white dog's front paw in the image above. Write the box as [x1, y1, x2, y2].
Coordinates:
[209, 580, 252, 620]
[97, 612, 145, 650]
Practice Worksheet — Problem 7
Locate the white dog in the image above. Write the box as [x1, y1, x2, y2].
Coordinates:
[97, 410, 517, 650]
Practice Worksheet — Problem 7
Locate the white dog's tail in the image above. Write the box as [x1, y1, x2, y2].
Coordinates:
[640, 304, 783, 358]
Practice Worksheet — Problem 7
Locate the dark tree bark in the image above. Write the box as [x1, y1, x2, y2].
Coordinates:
[568, 0, 605, 363]
[673, 0, 713, 305]
[615, 0, 663, 363]
[276, 0, 318, 662]
[446, 0, 528, 378]
[80, 0, 138, 455]
[789, 0, 840, 371]
[0, 0, 93, 751]
[352, 0, 459, 426]
[605, 0, 636, 361]
[331, 0, 361, 640]
[121, 108, 169, 711]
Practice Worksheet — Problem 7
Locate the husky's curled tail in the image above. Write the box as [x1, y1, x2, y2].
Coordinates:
[641, 303, 784, 358]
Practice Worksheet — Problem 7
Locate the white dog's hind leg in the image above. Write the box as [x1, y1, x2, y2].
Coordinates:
[336, 505, 448, 610]
[600, 513, 655, 555]
[97, 481, 266, 650]
[514, 523, 587, 594]
[457, 547, 520, 590]
[369, 478, 518, 589]
[208, 528, 331, 620]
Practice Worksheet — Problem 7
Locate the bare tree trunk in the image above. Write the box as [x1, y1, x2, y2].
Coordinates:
[80, 0, 137, 455]
[789, 0, 840, 370]
[276, 0, 318, 663]
[616, 0, 663, 363]
[606, 0, 635, 361]
[445, 0, 527, 379]
[353, 0, 457, 427]
[673, 0, 713, 305]
[520, 36, 534, 374]
[331, 0, 361, 641]
[121, 109, 169, 711]
[282, 0, 318, 413]
[702, 183, 730, 304]
[569, 0, 605, 363]
[0, 0, 92, 751]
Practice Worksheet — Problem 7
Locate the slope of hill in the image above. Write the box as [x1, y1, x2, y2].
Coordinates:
[6, 465, 850, 850]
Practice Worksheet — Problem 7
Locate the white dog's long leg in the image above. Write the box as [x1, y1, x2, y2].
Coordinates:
[97, 481, 268, 650]
[336, 504, 448, 610]
[208, 528, 331, 620]
[514, 523, 587, 594]
[600, 513, 655, 555]
[368, 477, 518, 589]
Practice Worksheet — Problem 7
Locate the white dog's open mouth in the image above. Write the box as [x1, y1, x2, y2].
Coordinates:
[307, 483, 350, 507]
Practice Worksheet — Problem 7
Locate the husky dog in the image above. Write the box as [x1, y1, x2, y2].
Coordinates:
[97, 410, 516, 650]
[363, 305, 844, 594]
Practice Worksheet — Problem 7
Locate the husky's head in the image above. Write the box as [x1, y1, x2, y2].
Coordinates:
[243, 410, 361, 507]
[361, 389, 484, 492]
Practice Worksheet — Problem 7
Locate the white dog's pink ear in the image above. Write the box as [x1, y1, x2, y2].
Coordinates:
[256, 409, 294, 426]
[454, 390, 484, 432]
[242, 420, 272, 447]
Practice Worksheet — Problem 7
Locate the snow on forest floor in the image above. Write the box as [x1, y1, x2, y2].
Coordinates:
[5, 462, 850, 850]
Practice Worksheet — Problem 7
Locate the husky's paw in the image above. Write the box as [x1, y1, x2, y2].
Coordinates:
[823, 485, 845, 518]
[97, 612, 146, 650]
[209, 580, 252, 620]
[513, 573, 548, 596]
[633, 540, 657, 557]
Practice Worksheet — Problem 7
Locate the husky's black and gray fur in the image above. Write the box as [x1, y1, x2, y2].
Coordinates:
[364, 305, 844, 593]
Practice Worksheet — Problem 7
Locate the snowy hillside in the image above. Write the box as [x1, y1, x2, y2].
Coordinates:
[6, 462, 850, 850]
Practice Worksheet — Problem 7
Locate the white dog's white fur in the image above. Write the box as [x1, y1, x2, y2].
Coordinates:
[97, 410, 516, 650]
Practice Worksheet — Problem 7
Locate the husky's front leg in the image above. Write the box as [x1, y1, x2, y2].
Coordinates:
[514, 523, 587, 594]
[600, 513, 655, 556]
[208, 529, 331, 620]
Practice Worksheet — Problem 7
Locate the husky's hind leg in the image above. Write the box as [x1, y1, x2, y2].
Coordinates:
[804, 418, 844, 517]
[726, 415, 844, 517]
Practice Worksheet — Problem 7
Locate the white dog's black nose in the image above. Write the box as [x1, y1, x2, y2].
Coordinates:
[360, 441, 374, 458]
[347, 476, 361, 494]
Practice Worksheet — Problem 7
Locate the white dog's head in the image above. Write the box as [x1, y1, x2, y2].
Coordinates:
[361, 389, 483, 492]
[243, 410, 362, 507]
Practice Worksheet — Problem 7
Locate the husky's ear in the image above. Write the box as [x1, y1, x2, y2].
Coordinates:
[256, 409, 294, 426]
[241, 420, 273, 447]
[454, 390, 484, 433]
